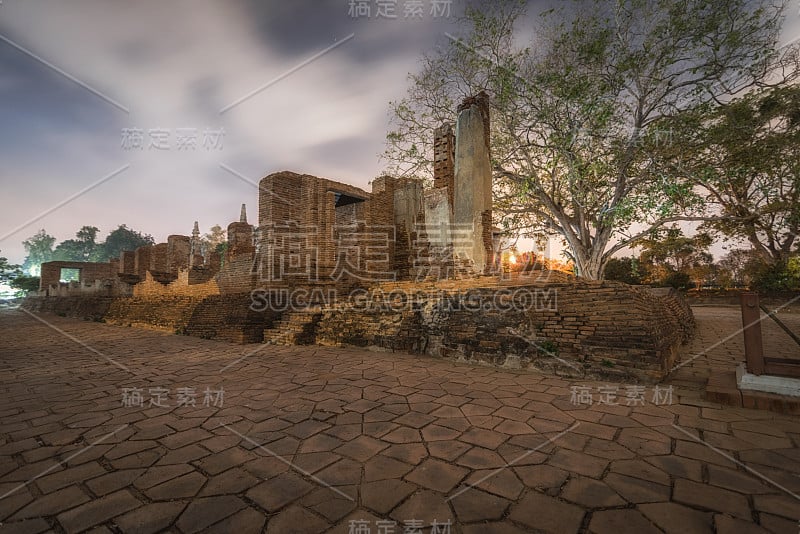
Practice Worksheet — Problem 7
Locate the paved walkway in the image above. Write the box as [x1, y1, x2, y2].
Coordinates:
[669, 306, 800, 391]
[0, 307, 798, 533]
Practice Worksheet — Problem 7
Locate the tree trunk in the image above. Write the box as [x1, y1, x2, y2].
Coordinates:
[566, 237, 607, 280]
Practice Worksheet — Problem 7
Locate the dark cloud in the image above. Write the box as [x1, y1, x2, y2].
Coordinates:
[243, 0, 357, 57]
[0, 45, 121, 167]
[242, 0, 462, 65]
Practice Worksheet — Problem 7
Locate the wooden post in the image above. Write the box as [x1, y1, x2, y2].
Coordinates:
[740, 292, 764, 375]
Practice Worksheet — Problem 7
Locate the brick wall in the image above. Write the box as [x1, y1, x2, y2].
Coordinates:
[24, 291, 283, 345]
[433, 123, 455, 206]
[184, 293, 280, 343]
[150, 243, 169, 274]
[104, 296, 201, 332]
[217, 256, 258, 294]
[39, 279, 133, 298]
[39, 261, 118, 291]
[134, 246, 152, 278]
[24, 271, 695, 379]
[167, 235, 191, 273]
[22, 296, 115, 321]
[314, 275, 695, 382]
[120, 251, 135, 274]
[132, 270, 220, 298]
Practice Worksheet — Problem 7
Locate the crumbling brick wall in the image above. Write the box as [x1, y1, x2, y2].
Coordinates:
[184, 293, 280, 343]
[39, 261, 118, 292]
[256, 171, 401, 289]
[134, 246, 152, 279]
[167, 235, 191, 273]
[104, 295, 202, 332]
[314, 276, 695, 382]
[120, 251, 135, 274]
[433, 123, 455, 209]
[132, 271, 220, 298]
[21, 296, 115, 321]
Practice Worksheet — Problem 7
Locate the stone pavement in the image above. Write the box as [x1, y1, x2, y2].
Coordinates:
[0, 308, 798, 533]
[669, 306, 800, 392]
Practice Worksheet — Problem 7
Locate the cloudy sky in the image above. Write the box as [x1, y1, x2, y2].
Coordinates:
[0, 0, 475, 264]
[1, 1, 799, 265]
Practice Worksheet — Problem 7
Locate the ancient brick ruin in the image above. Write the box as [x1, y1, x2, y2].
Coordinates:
[24, 92, 694, 381]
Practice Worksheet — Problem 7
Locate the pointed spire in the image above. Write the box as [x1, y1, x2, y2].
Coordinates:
[240, 203, 247, 224]
[190, 221, 201, 259]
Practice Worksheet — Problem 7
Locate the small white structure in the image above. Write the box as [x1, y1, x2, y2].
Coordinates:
[736, 363, 800, 398]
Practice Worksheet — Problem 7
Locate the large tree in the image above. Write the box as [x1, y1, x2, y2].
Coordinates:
[672, 84, 800, 266]
[52, 226, 100, 262]
[717, 248, 758, 287]
[100, 224, 154, 261]
[637, 226, 713, 287]
[21, 229, 55, 276]
[384, 0, 791, 278]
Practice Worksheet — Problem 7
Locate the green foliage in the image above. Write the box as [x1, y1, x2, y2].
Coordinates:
[662, 271, 692, 290]
[203, 225, 226, 254]
[22, 224, 154, 273]
[750, 259, 800, 292]
[603, 257, 642, 285]
[52, 226, 100, 262]
[717, 249, 759, 288]
[675, 84, 800, 265]
[384, 0, 786, 279]
[0, 255, 22, 286]
[636, 226, 713, 287]
[21, 229, 55, 276]
[637, 227, 712, 272]
[216, 242, 228, 267]
[59, 268, 81, 282]
[100, 225, 154, 261]
[10, 275, 40, 294]
[537, 339, 558, 356]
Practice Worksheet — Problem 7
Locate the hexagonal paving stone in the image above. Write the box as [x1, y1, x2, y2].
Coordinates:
[390, 490, 455, 525]
[404, 459, 468, 493]
[508, 491, 585, 533]
[450, 487, 510, 523]
[246, 472, 315, 512]
[588, 509, 661, 534]
[334, 436, 389, 462]
[265, 505, 329, 533]
[361, 479, 416, 514]
[560, 476, 625, 508]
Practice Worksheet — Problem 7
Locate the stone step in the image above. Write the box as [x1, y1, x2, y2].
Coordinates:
[263, 310, 323, 346]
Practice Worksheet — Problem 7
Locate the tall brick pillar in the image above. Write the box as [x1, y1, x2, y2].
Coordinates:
[453, 91, 493, 274]
[433, 123, 455, 211]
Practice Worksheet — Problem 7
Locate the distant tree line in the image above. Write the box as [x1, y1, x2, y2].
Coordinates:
[604, 226, 800, 292]
[1, 223, 228, 296]
[20, 225, 155, 277]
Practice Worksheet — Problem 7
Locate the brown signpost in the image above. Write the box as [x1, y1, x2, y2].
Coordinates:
[741, 292, 800, 378]
[740, 292, 765, 375]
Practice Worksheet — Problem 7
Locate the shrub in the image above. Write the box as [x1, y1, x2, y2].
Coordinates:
[663, 271, 692, 290]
